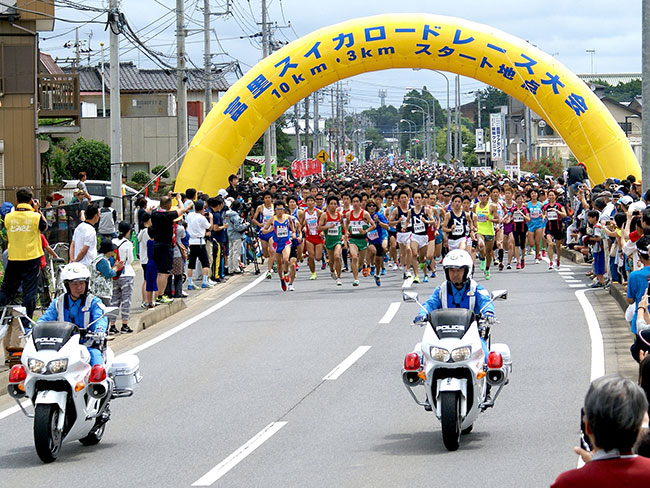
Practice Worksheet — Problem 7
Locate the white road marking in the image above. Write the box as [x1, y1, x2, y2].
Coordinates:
[379, 302, 401, 324]
[569, 284, 587, 288]
[574, 288, 605, 469]
[0, 399, 30, 421]
[0, 274, 268, 422]
[402, 277, 414, 288]
[323, 346, 372, 381]
[564, 279, 581, 283]
[192, 421, 288, 486]
[558, 272, 575, 276]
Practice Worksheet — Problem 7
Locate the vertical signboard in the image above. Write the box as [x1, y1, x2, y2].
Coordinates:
[490, 114, 503, 161]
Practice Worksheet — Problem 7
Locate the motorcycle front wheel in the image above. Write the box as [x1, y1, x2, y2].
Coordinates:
[34, 404, 63, 463]
[440, 391, 461, 451]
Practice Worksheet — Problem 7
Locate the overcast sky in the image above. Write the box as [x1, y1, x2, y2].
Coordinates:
[40, 0, 642, 110]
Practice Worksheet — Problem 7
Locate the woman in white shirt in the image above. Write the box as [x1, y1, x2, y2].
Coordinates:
[108, 221, 136, 334]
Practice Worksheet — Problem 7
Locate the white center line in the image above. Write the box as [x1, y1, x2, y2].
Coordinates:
[323, 346, 372, 381]
[379, 302, 401, 324]
[192, 421, 288, 486]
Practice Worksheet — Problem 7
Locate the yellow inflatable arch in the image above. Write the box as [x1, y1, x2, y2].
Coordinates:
[174, 13, 639, 194]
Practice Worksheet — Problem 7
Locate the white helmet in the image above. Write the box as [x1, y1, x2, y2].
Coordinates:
[60, 263, 90, 293]
[442, 249, 473, 285]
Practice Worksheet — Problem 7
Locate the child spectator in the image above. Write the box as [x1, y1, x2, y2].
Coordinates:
[89, 239, 124, 306]
[165, 218, 188, 299]
[137, 212, 157, 309]
[108, 221, 135, 334]
[586, 209, 605, 288]
[98, 196, 117, 239]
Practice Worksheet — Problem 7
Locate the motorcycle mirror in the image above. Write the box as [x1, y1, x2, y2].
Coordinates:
[403, 291, 419, 302]
[491, 290, 508, 301]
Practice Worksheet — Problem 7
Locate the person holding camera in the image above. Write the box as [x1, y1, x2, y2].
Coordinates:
[225, 200, 249, 275]
[626, 236, 650, 334]
[551, 375, 650, 486]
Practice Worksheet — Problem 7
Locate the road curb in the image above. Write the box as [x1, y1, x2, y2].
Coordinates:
[560, 247, 585, 264]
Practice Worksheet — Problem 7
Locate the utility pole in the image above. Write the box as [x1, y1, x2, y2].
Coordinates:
[176, 0, 188, 171]
[339, 83, 345, 162]
[313, 90, 320, 153]
[641, 0, 650, 192]
[304, 95, 310, 157]
[330, 86, 336, 169]
[294, 104, 300, 160]
[261, 0, 272, 178]
[100, 42, 106, 117]
[75, 27, 80, 70]
[203, 0, 212, 118]
[456, 75, 463, 166]
[108, 1, 122, 219]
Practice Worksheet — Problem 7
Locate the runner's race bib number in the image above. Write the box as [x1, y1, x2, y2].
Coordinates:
[413, 218, 426, 233]
[477, 213, 488, 223]
[350, 222, 363, 234]
[452, 222, 464, 236]
[530, 208, 541, 218]
[547, 210, 558, 221]
[306, 217, 318, 233]
[513, 211, 524, 223]
[276, 226, 289, 238]
[367, 229, 379, 241]
[328, 223, 340, 236]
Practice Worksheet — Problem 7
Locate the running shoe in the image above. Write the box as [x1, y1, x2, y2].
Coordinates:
[506, 264, 512, 270]
[590, 282, 603, 288]
[392, 263, 399, 271]
[520, 259, 526, 269]
[181, 292, 189, 298]
[187, 283, 196, 290]
[430, 271, 436, 278]
[265, 271, 272, 279]
[120, 325, 134, 334]
[541, 250, 546, 257]
[498, 262, 504, 271]
[281, 279, 287, 291]
[336, 279, 342, 286]
[413, 275, 420, 284]
[375, 275, 381, 287]
[140, 301, 148, 309]
[516, 263, 521, 270]
[321, 261, 327, 270]
[423, 275, 429, 283]
[156, 295, 174, 304]
[419, 262, 426, 270]
[535, 259, 540, 264]
[201, 282, 214, 288]
[108, 325, 119, 335]
[284, 275, 290, 283]
[405, 271, 413, 279]
[370, 266, 376, 276]
[480, 259, 486, 271]
[288, 284, 295, 291]
[310, 272, 317, 280]
[548, 264, 554, 271]
[484, 270, 491, 280]
[353, 280, 360, 287]
[380, 268, 386, 276]
[556, 258, 560, 268]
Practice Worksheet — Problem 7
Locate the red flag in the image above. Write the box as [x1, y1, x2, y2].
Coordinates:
[155, 177, 160, 192]
[144, 186, 148, 197]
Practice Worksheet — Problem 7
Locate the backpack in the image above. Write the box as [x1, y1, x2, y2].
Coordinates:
[112, 240, 126, 280]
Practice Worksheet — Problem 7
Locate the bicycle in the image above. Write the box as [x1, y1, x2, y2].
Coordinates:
[38, 242, 69, 310]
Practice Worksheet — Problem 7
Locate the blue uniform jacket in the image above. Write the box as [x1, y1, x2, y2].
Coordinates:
[420, 280, 495, 316]
[39, 294, 107, 334]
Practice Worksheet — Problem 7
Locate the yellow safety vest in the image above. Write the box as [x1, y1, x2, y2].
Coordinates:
[5, 204, 44, 261]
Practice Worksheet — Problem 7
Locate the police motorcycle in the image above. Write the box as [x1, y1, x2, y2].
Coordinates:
[401, 287, 512, 451]
[6, 268, 142, 463]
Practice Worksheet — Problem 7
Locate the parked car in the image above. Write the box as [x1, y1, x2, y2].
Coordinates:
[59, 180, 160, 208]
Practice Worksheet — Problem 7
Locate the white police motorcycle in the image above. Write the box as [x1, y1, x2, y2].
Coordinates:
[6, 307, 141, 463]
[401, 289, 512, 451]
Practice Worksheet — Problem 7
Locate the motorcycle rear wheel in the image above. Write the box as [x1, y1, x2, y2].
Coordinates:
[440, 391, 461, 451]
[34, 404, 63, 463]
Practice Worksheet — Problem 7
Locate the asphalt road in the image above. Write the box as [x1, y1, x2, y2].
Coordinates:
[0, 258, 594, 487]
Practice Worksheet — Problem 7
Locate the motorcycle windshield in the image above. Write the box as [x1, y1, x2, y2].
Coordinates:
[32, 321, 79, 351]
[428, 309, 475, 340]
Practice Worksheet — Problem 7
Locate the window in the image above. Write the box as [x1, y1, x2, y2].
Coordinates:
[0, 43, 35, 94]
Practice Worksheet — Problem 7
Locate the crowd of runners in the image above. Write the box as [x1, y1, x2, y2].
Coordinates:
[241, 157, 589, 292]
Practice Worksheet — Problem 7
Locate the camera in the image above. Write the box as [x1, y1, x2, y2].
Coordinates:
[580, 408, 592, 452]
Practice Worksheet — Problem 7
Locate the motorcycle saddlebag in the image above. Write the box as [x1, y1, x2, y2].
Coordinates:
[109, 354, 142, 390]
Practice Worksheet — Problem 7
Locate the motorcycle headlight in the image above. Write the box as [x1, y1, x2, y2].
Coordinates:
[47, 359, 68, 374]
[28, 358, 46, 374]
[451, 346, 472, 362]
[430, 346, 450, 362]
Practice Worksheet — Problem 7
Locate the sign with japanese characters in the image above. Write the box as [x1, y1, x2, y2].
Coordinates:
[475, 128, 485, 152]
[176, 13, 640, 196]
[490, 114, 503, 161]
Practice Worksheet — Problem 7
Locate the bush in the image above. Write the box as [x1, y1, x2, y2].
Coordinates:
[131, 171, 150, 185]
[151, 165, 170, 179]
[521, 156, 564, 179]
[66, 138, 110, 180]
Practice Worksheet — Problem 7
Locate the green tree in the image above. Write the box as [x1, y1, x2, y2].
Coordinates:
[66, 138, 111, 180]
[593, 79, 641, 103]
[131, 171, 150, 185]
[151, 165, 170, 179]
[475, 87, 508, 131]
[40, 135, 70, 183]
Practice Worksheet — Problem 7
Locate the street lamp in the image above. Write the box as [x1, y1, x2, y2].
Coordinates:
[432, 70, 452, 164]
[410, 106, 427, 161]
[400, 119, 415, 160]
[404, 92, 435, 161]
